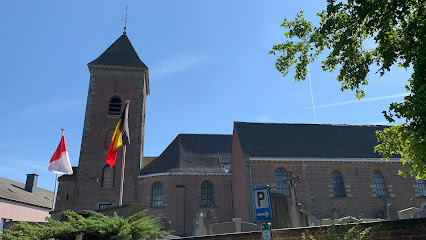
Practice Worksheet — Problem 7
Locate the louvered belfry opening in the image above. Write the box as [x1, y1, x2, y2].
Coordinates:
[108, 97, 121, 115]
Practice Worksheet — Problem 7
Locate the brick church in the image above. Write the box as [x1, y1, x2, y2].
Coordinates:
[55, 33, 426, 236]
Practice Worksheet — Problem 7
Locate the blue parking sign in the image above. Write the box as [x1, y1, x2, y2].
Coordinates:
[252, 185, 273, 222]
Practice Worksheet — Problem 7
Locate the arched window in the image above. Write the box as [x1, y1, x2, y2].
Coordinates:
[108, 97, 121, 115]
[275, 168, 291, 197]
[373, 170, 388, 197]
[201, 181, 214, 206]
[151, 183, 164, 208]
[416, 179, 426, 197]
[102, 166, 114, 188]
[331, 171, 346, 197]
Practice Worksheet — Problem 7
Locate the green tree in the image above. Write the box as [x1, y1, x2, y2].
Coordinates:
[269, 0, 426, 178]
[1, 210, 169, 240]
[301, 223, 372, 240]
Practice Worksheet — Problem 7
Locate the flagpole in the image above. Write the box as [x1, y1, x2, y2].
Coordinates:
[119, 145, 127, 206]
[52, 128, 65, 211]
[119, 101, 130, 206]
[52, 173, 58, 211]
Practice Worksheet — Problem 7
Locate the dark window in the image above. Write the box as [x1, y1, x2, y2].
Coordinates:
[0, 219, 11, 233]
[201, 181, 214, 206]
[102, 166, 114, 188]
[275, 168, 291, 197]
[66, 193, 69, 200]
[373, 170, 388, 197]
[108, 97, 121, 115]
[331, 171, 346, 197]
[416, 179, 426, 197]
[98, 203, 112, 210]
[151, 183, 164, 208]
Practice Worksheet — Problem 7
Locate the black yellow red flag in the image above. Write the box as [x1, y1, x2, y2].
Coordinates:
[106, 101, 130, 167]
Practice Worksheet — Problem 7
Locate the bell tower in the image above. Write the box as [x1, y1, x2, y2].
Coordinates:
[73, 32, 149, 210]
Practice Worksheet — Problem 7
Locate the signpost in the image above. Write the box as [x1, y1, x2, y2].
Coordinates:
[261, 223, 272, 240]
[252, 185, 273, 222]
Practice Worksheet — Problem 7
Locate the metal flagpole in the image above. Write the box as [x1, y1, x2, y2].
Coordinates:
[119, 145, 127, 206]
[118, 100, 130, 206]
[52, 128, 65, 211]
[52, 173, 58, 211]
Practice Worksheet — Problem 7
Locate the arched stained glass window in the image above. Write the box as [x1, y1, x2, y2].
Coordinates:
[416, 179, 426, 197]
[331, 171, 346, 197]
[373, 170, 388, 197]
[201, 181, 214, 206]
[102, 166, 114, 188]
[108, 97, 121, 115]
[151, 183, 164, 208]
[275, 168, 291, 197]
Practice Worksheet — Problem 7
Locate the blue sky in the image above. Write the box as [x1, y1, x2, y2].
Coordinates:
[0, 0, 410, 192]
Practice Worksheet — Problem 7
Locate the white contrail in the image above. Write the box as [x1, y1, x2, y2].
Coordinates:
[302, 93, 409, 110]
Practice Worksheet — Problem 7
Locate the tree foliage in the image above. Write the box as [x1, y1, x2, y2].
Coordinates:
[301, 223, 372, 240]
[1, 210, 169, 240]
[269, 0, 426, 178]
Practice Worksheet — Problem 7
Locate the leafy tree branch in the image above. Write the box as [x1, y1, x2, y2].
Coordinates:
[270, 0, 426, 178]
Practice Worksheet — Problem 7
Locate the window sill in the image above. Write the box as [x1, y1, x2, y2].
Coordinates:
[328, 194, 352, 198]
[199, 204, 217, 208]
[150, 206, 166, 209]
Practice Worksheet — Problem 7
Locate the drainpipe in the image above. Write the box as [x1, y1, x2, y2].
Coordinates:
[248, 155, 254, 221]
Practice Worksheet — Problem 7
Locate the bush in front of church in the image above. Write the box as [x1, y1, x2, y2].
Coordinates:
[2, 210, 169, 240]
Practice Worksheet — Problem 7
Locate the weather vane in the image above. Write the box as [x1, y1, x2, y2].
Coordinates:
[122, 6, 128, 34]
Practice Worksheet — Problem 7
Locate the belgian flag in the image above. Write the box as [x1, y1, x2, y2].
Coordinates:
[106, 101, 130, 168]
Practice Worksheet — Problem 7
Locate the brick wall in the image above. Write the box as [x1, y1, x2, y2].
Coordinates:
[231, 128, 250, 222]
[55, 178, 75, 211]
[248, 160, 420, 220]
[139, 174, 233, 236]
[74, 66, 148, 210]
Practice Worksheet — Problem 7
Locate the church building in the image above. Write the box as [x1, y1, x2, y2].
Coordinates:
[55, 33, 426, 236]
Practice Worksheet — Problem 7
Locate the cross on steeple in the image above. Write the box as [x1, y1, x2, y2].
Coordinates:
[122, 6, 128, 34]
[284, 169, 301, 189]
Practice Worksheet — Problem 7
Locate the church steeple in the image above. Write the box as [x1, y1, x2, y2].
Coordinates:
[70, 33, 150, 210]
[88, 34, 147, 69]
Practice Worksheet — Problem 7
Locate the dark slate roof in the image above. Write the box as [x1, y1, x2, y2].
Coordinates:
[0, 177, 53, 209]
[141, 134, 232, 175]
[234, 122, 390, 158]
[88, 34, 147, 68]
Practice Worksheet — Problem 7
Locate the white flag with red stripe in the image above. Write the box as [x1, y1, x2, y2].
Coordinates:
[48, 134, 73, 175]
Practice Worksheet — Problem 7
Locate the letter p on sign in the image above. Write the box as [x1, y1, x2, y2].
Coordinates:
[256, 190, 269, 208]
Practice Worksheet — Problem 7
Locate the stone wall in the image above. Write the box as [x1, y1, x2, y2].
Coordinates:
[175, 218, 426, 240]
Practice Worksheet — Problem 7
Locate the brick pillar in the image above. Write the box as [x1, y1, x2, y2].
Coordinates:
[176, 185, 186, 236]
